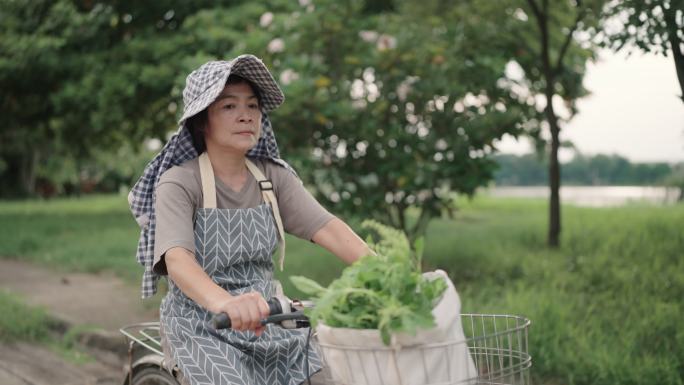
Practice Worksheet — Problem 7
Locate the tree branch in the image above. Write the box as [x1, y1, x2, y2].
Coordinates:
[554, 1, 587, 76]
[409, 206, 431, 243]
[526, 0, 542, 21]
[526, 0, 552, 86]
[663, 2, 684, 102]
[398, 202, 408, 235]
[387, 203, 401, 230]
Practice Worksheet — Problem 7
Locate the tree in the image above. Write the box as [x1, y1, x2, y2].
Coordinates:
[493, 153, 548, 185]
[515, 0, 603, 247]
[0, 0, 87, 196]
[602, 0, 684, 102]
[493, 152, 674, 185]
[0, 0, 266, 196]
[250, 0, 534, 240]
[1, 0, 556, 245]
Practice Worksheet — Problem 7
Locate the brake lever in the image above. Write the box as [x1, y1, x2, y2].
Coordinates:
[268, 310, 310, 329]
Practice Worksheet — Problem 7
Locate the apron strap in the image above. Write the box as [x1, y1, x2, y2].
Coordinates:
[245, 159, 286, 271]
[198, 152, 217, 208]
[197, 152, 287, 270]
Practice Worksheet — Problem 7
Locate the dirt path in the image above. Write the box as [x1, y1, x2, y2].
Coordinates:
[0, 258, 331, 385]
[0, 258, 161, 385]
[0, 342, 121, 385]
[0, 259, 159, 330]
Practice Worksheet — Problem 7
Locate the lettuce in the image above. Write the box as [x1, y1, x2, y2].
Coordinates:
[290, 220, 447, 345]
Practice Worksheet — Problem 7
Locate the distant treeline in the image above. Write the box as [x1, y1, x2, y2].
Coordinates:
[493, 153, 677, 186]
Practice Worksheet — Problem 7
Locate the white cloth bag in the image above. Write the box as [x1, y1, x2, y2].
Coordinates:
[315, 270, 478, 385]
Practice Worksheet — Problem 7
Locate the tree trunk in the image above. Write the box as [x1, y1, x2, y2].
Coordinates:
[19, 149, 38, 196]
[531, 0, 562, 248]
[546, 100, 561, 248]
[663, 4, 684, 102]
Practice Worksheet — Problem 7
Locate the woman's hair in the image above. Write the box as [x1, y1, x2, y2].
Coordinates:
[186, 75, 262, 153]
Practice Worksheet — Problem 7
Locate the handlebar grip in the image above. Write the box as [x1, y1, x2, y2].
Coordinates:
[212, 312, 231, 329]
[211, 297, 284, 330]
[268, 298, 283, 316]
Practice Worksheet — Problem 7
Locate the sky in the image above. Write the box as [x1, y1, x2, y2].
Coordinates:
[496, 50, 684, 164]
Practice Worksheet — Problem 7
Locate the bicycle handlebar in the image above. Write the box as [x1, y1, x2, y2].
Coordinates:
[212, 297, 314, 330]
[211, 298, 283, 329]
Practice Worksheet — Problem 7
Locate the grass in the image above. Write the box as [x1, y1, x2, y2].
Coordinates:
[0, 290, 93, 363]
[426, 196, 684, 385]
[0, 194, 682, 384]
[0, 195, 143, 283]
[0, 193, 344, 289]
[0, 290, 55, 343]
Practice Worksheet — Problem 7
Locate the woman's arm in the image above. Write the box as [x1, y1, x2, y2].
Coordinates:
[311, 217, 373, 264]
[165, 247, 269, 335]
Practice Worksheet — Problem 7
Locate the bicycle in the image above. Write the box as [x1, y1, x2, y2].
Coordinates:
[120, 296, 317, 385]
[120, 295, 531, 385]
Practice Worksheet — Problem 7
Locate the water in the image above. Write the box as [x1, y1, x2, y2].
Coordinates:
[485, 186, 680, 207]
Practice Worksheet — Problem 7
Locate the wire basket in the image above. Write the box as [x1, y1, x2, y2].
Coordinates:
[316, 314, 531, 385]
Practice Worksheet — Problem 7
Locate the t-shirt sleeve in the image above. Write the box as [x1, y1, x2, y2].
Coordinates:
[153, 168, 198, 275]
[269, 164, 335, 241]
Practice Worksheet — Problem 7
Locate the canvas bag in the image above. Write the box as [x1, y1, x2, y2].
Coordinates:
[315, 270, 477, 385]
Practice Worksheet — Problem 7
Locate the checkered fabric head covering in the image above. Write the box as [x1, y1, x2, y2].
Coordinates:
[128, 54, 295, 298]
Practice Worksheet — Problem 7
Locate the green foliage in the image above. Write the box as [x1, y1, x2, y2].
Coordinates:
[1, 0, 551, 242]
[291, 220, 447, 345]
[427, 196, 684, 385]
[563, 153, 674, 185]
[0, 0, 277, 196]
[493, 153, 676, 186]
[0, 194, 142, 282]
[508, 0, 605, 246]
[501, 0, 604, 147]
[601, 0, 684, 101]
[0, 290, 53, 343]
[263, 0, 536, 239]
[0, 194, 344, 288]
[0, 291, 95, 363]
[602, 0, 682, 56]
[493, 153, 549, 186]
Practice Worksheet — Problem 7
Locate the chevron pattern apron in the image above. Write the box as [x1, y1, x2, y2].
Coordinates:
[160, 153, 322, 385]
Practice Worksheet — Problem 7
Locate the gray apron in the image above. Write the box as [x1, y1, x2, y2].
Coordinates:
[160, 154, 322, 385]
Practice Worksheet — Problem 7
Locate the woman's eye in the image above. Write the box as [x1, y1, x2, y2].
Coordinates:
[223, 104, 235, 109]
[249, 104, 259, 109]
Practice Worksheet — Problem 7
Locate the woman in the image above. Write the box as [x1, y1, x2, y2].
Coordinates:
[129, 55, 370, 385]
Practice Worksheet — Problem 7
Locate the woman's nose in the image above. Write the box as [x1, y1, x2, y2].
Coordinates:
[237, 108, 253, 122]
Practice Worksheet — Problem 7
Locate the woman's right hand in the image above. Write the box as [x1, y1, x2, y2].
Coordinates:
[213, 292, 270, 336]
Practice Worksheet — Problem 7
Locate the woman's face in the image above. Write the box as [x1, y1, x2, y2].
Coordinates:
[204, 82, 262, 155]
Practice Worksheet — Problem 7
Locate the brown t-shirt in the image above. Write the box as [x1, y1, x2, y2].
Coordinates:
[153, 157, 334, 274]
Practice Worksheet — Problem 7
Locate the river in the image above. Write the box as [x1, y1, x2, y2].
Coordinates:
[484, 186, 680, 207]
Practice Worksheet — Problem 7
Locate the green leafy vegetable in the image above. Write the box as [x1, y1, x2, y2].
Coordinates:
[290, 220, 447, 345]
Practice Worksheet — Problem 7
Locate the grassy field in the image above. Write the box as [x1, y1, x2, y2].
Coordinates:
[0, 194, 682, 385]
[428, 198, 683, 385]
[0, 194, 346, 287]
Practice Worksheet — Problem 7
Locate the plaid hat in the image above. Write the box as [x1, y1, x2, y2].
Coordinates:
[179, 54, 284, 125]
[129, 55, 294, 298]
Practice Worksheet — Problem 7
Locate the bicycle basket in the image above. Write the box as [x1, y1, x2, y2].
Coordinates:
[316, 313, 531, 385]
